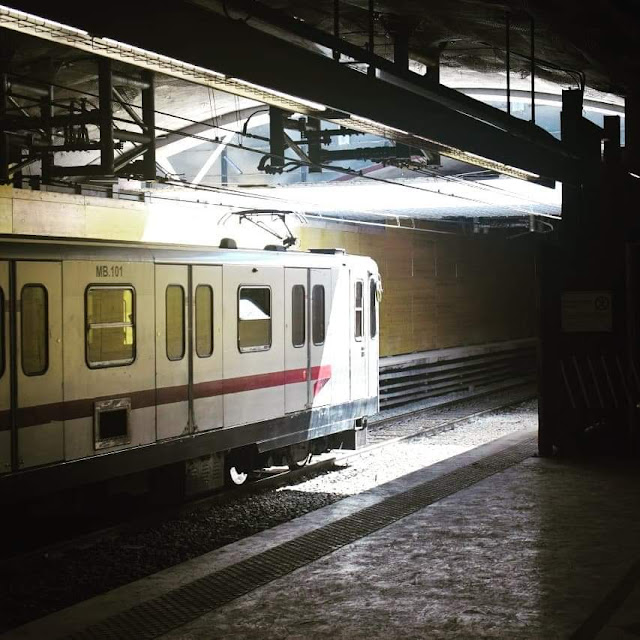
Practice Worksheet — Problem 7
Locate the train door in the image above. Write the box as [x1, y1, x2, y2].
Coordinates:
[223, 264, 284, 427]
[309, 269, 332, 407]
[349, 271, 369, 400]
[284, 268, 308, 414]
[155, 265, 189, 439]
[368, 274, 379, 400]
[0, 261, 9, 473]
[192, 265, 223, 431]
[15, 261, 63, 468]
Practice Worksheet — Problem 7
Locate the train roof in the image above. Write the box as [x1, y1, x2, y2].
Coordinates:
[0, 234, 379, 271]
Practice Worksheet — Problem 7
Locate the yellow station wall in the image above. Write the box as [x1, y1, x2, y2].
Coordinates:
[299, 225, 537, 357]
[0, 187, 537, 359]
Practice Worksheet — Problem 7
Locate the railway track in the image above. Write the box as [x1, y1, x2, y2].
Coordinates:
[1, 383, 536, 572]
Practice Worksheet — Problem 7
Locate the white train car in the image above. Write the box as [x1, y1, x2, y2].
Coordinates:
[0, 236, 380, 502]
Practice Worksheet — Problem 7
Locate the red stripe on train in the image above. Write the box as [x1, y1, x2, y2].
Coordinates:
[0, 365, 332, 430]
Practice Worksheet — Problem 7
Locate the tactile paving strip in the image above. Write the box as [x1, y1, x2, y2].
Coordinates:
[67, 437, 537, 640]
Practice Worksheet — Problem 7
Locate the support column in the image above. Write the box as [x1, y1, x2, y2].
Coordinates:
[391, 19, 410, 71]
[603, 115, 621, 166]
[0, 72, 8, 183]
[141, 70, 156, 181]
[626, 93, 640, 175]
[530, 17, 535, 124]
[333, 0, 340, 62]
[98, 57, 114, 176]
[367, 0, 375, 78]
[560, 89, 584, 257]
[40, 85, 53, 185]
[306, 117, 322, 173]
[269, 106, 285, 172]
[505, 12, 511, 116]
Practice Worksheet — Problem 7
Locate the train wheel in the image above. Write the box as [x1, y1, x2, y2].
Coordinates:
[286, 443, 311, 470]
[227, 466, 248, 486]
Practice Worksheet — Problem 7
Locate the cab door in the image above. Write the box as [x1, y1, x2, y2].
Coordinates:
[368, 274, 379, 401]
[16, 261, 63, 469]
[349, 272, 368, 400]
[155, 265, 189, 439]
[192, 265, 223, 431]
[0, 261, 10, 474]
[284, 268, 308, 414]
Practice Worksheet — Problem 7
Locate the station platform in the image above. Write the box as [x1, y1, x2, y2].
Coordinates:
[4, 427, 640, 640]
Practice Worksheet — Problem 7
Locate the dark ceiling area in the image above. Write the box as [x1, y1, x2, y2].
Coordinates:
[196, 0, 639, 95]
[5, 0, 638, 96]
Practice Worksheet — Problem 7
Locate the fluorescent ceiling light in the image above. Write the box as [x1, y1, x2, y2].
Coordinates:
[350, 114, 409, 136]
[230, 78, 326, 112]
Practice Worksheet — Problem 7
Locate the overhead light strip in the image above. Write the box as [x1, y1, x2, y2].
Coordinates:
[0, 5, 326, 114]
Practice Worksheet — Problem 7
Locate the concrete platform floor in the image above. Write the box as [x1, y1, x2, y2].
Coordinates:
[4, 428, 640, 640]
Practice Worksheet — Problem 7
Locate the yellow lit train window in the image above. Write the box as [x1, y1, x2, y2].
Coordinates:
[238, 286, 271, 353]
[195, 285, 213, 358]
[86, 286, 135, 368]
[21, 284, 48, 376]
[165, 285, 185, 361]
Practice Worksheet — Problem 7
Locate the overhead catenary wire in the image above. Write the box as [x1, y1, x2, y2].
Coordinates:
[7, 71, 558, 221]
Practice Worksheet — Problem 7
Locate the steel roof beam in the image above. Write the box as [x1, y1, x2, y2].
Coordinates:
[1, 1, 577, 183]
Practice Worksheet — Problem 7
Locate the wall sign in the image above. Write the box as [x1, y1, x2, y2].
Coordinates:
[561, 291, 612, 332]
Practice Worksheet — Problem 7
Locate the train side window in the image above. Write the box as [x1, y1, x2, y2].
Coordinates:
[312, 285, 325, 345]
[86, 286, 135, 368]
[195, 285, 214, 358]
[21, 284, 49, 376]
[370, 279, 378, 339]
[291, 285, 305, 347]
[354, 280, 364, 340]
[166, 285, 185, 361]
[238, 286, 271, 352]
[0, 288, 4, 379]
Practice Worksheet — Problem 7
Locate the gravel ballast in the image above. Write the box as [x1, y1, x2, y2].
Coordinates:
[0, 390, 537, 633]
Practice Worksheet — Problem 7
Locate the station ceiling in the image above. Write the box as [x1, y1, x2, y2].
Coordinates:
[0, 0, 631, 229]
[210, 0, 637, 95]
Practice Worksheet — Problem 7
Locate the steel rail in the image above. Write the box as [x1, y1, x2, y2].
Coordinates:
[0, 384, 536, 570]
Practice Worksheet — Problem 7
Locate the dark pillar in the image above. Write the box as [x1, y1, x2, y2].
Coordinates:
[367, 0, 375, 78]
[141, 70, 156, 181]
[307, 117, 322, 173]
[560, 89, 584, 258]
[98, 57, 114, 176]
[269, 106, 285, 172]
[40, 85, 53, 185]
[530, 17, 535, 124]
[221, 147, 228, 186]
[0, 72, 8, 184]
[390, 20, 410, 70]
[333, 0, 340, 62]
[626, 93, 640, 175]
[603, 115, 621, 166]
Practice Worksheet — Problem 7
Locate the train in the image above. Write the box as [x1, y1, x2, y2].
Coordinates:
[0, 235, 381, 503]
